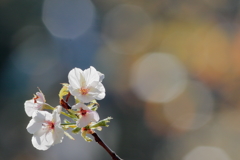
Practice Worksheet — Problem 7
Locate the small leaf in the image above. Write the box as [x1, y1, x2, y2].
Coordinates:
[86, 100, 99, 111]
[90, 117, 113, 128]
[74, 96, 80, 104]
[64, 119, 70, 124]
[81, 131, 92, 142]
[59, 83, 69, 100]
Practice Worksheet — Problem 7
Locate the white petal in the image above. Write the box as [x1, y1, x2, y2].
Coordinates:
[36, 92, 45, 103]
[90, 111, 100, 122]
[72, 103, 86, 109]
[32, 130, 53, 150]
[78, 94, 95, 103]
[95, 92, 106, 100]
[98, 71, 105, 82]
[53, 127, 64, 145]
[51, 109, 62, 125]
[55, 105, 62, 114]
[88, 82, 106, 100]
[72, 90, 95, 103]
[83, 66, 99, 85]
[32, 135, 50, 150]
[51, 110, 64, 145]
[44, 111, 53, 122]
[76, 118, 89, 128]
[80, 103, 92, 111]
[32, 129, 48, 150]
[26, 119, 42, 134]
[32, 111, 50, 122]
[77, 111, 99, 127]
[68, 68, 82, 89]
[51, 110, 57, 122]
[24, 100, 38, 117]
[68, 86, 80, 97]
[45, 131, 54, 145]
[38, 129, 53, 145]
[71, 103, 80, 109]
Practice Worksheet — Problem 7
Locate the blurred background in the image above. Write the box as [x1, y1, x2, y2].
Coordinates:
[1, 0, 240, 159]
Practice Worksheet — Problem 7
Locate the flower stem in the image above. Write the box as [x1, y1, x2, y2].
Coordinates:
[61, 123, 76, 126]
[66, 92, 71, 102]
[91, 132, 122, 160]
[43, 103, 73, 118]
[60, 111, 74, 118]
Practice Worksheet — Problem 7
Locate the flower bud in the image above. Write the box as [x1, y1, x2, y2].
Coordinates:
[56, 105, 62, 114]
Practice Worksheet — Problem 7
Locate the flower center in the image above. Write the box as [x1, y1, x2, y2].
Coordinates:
[45, 121, 55, 130]
[81, 127, 94, 134]
[80, 88, 89, 95]
[33, 95, 39, 103]
[80, 108, 87, 116]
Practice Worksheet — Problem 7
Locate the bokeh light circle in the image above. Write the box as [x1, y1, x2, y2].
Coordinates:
[42, 0, 95, 39]
[184, 146, 231, 160]
[130, 52, 188, 103]
[163, 80, 214, 131]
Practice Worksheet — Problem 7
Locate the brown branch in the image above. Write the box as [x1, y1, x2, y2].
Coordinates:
[91, 133, 123, 160]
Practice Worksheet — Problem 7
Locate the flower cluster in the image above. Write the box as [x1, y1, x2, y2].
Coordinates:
[25, 66, 112, 150]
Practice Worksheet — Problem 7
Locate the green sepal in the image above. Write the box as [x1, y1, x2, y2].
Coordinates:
[72, 127, 81, 134]
[59, 83, 69, 100]
[64, 109, 78, 120]
[64, 119, 70, 124]
[61, 122, 77, 130]
[90, 117, 113, 128]
[62, 125, 69, 130]
[42, 104, 55, 110]
[62, 111, 76, 119]
[86, 100, 99, 111]
[67, 109, 79, 115]
[64, 131, 75, 140]
[62, 120, 69, 130]
[81, 131, 92, 142]
[74, 97, 80, 104]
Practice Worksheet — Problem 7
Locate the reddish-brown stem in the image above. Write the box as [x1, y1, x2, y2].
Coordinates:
[91, 133, 122, 160]
[65, 92, 71, 102]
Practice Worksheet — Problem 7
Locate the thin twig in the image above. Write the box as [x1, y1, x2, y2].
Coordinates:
[91, 133, 123, 160]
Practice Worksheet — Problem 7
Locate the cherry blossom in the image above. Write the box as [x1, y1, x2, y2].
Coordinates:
[24, 90, 46, 117]
[24, 66, 116, 157]
[68, 66, 105, 103]
[72, 103, 100, 128]
[26, 110, 64, 150]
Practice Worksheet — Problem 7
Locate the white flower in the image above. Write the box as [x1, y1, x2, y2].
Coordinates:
[26, 110, 64, 150]
[72, 103, 100, 128]
[68, 66, 105, 103]
[24, 91, 46, 117]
